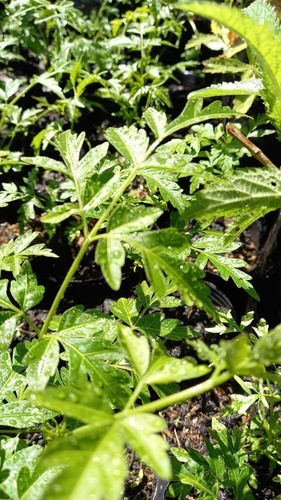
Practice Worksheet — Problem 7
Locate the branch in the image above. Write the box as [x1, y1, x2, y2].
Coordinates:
[226, 122, 277, 168]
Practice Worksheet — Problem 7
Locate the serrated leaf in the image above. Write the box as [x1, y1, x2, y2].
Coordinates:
[183, 167, 281, 223]
[110, 298, 141, 326]
[198, 252, 259, 300]
[0, 280, 16, 310]
[0, 351, 26, 401]
[60, 338, 131, 408]
[55, 129, 84, 174]
[164, 98, 241, 137]
[118, 324, 150, 376]
[142, 169, 187, 213]
[104, 126, 149, 165]
[0, 401, 56, 428]
[0, 442, 43, 499]
[29, 384, 113, 425]
[51, 306, 117, 341]
[143, 107, 167, 138]
[121, 229, 216, 318]
[145, 356, 211, 384]
[39, 425, 127, 500]
[33, 73, 64, 98]
[107, 205, 163, 233]
[95, 238, 125, 290]
[177, 1, 281, 131]
[22, 156, 68, 176]
[121, 413, 171, 479]
[76, 142, 109, 181]
[0, 313, 18, 350]
[136, 313, 193, 340]
[10, 261, 44, 311]
[189, 78, 264, 99]
[41, 203, 80, 223]
[23, 337, 60, 391]
[141, 153, 199, 174]
[83, 168, 121, 212]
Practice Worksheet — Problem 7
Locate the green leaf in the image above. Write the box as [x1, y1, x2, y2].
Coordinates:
[176, 0, 281, 131]
[118, 324, 150, 377]
[165, 98, 242, 137]
[104, 126, 149, 165]
[95, 238, 125, 290]
[23, 337, 60, 391]
[22, 156, 68, 176]
[142, 153, 199, 174]
[183, 167, 281, 223]
[32, 72, 64, 98]
[29, 384, 113, 425]
[39, 425, 127, 500]
[0, 401, 56, 428]
[121, 413, 171, 479]
[143, 107, 167, 138]
[54, 130, 84, 177]
[0, 280, 16, 310]
[195, 249, 258, 300]
[107, 205, 163, 233]
[51, 306, 117, 341]
[121, 229, 216, 318]
[136, 313, 193, 340]
[0, 440, 43, 500]
[76, 142, 109, 181]
[41, 203, 80, 224]
[0, 230, 57, 276]
[0, 313, 18, 350]
[145, 356, 211, 384]
[254, 324, 281, 365]
[142, 169, 187, 213]
[10, 261, 44, 311]
[0, 351, 26, 401]
[83, 168, 121, 212]
[189, 78, 263, 99]
[110, 297, 141, 326]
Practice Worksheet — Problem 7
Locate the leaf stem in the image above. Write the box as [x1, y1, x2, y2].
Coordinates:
[22, 312, 41, 336]
[121, 371, 231, 415]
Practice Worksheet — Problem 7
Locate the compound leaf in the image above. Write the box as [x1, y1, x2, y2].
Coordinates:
[104, 126, 149, 165]
[10, 261, 44, 311]
[23, 337, 60, 391]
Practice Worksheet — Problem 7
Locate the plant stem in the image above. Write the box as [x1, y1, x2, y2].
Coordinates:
[39, 238, 90, 338]
[22, 313, 41, 336]
[40, 167, 139, 337]
[121, 371, 231, 415]
[226, 122, 277, 168]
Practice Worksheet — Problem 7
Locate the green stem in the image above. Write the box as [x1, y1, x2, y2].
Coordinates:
[39, 167, 139, 337]
[121, 371, 231, 415]
[39, 238, 90, 338]
[124, 379, 145, 410]
[22, 312, 41, 336]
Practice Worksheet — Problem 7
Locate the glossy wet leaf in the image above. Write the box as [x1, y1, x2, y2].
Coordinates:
[142, 169, 187, 213]
[95, 238, 125, 290]
[83, 168, 121, 212]
[24, 337, 60, 391]
[110, 298, 141, 326]
[0, 351, 26, 401]
[29, 384, 113, 426]
[183, 167, 281, 223]
[76, 142, 109, 181]
[22, 156, 68, 176]
[118, 324, 150, 377]
[121, 413, 171, 479]
[104, 125, 149, 165]
[39, 426, 127, 500]
[143, 107, 167, 138]
[145, 356, 211, 384]
[41, 203, 80, 224]
[0, 312, 18, 350]
[0, 401, 56, 428]
[136, 313, 193, 340]
[107, 205, 163, 233]
[10, 261, 44, 311]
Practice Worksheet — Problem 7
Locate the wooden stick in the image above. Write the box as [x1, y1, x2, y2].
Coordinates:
[226, 122, 277, 168]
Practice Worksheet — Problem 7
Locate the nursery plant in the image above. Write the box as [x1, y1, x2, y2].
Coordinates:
[1, 0, 281, 499]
